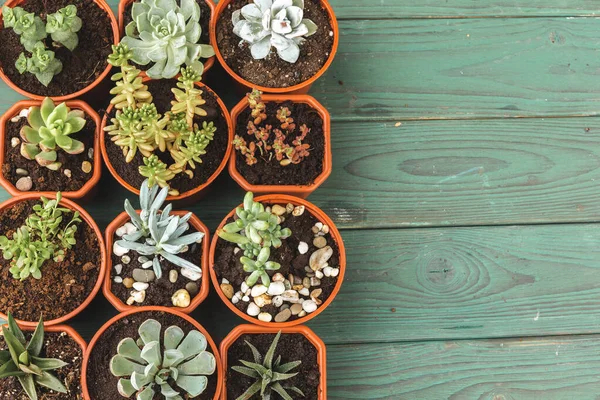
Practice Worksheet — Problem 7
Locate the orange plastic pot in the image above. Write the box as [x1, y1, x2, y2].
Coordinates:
[103, 210, 210, 313]
[81, 306, 223, 400]
[0, 194, 107, 327]
[100, 78, 233, 202]
[211, 0, 339, 94]
[229, 94, 331, 198]
[0, 0, 119, 101]
[220, 324, 327, 399]
[209, 194, 346, 327]
[118, 0, 215, 75]
[0, 99, 102, 201]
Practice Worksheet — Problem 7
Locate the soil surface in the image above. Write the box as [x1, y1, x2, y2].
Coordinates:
[104, 79, 229, 195]
[226, 333, 320, 399]
[110, 223, 204, 307]
[123, 0, 212, 73]
[0, 0, 114, 97]
[234, 101, 325, 186]
[213, 202, 341, 321]
[0, 330, 83, 400]
[216, 0, 335, 88]
[2, 112, 96, 193]
[0, 199, 101, 322]
[86, 310, 218, 400]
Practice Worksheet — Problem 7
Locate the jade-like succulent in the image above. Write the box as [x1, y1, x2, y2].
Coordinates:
[139, 155, 176, 191]
[241, 247, 281, 287]
[2, 6, 47, 52]
[0, 313, 68, 400]
[0, 193, 80, 281]
[171, 66, 207, 127]
[105, 106, 157, 163]
[15, 43, 63, 87]
[232, 331, 303, 400]
[45, 5, 82, 51]
[110, 319, 216, 399]
[232, 0, 317, 63]
[107, 44, 153, 110]
[170, 121, 215, 178]
[20, 97, 86, 170]
[121, 0, 215, 79]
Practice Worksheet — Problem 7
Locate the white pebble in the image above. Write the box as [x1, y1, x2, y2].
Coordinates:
[298, 242, 309, 255]
[19, 108, 30, 118]
[251, 284, 268, 297]
[242, 295, 250, 302]
[222, 278, 230, 284]
[331, 268, 340, 277]
[299, 288, 310, 296]
[63, 169, 72, 178]
[272, 273, 285, 282]
[241, 282, 249, 293]
[131, 290, 146, 303]
[169, 270, 178, 283]
[114, 276, 123, 283]
[115, 226, 127, 237]
[281, 290, 299, 302]
[232, 296, 240, 304]
[10, 137, 20, 148]
[16, 176, 32, 191]
[124, 222, 137, 235]
[258, 312, 272, 322]
[272, 296, 283, 307]
[292, 205, 305, 216]
[133, 282, 149, 291]
[142, 260, 153, 269]
[121, 255, 131, 264]
[267, 282, 285, 296]
[298, 310, 307, 317]
[114, 264, 123, 275]
[247, 302, 260, 316]
[181, 267, 202, 281]
[323, 266, 333, 277]
[113, 242, 129, 256]
[315, 270, 324, 279]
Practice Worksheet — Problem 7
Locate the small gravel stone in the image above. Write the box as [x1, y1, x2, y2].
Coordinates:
[292, 205, 305, 216]
[298, 241, 309, 255]
[221, 283, 234, 299]
[11, 137, 20, 147]
[172, 289, 191, 308]
[186, 282, 199, 296]
[64, 169, 72, 178]
[298, 310, 307, 317]
[331, 268, 340, 277]
[123, 278, 134, 289]
[299, 288, 310, 296]
[254, 294, 272, 308]
[267, 282, 285, 296]
[232, 296, 240, 304]
[272, 295, 283, 307]
[272, 273, 285, 282]
[88, 148, 94, 159]
[315, 222, 323, 230]
[247, 302, 260, 316]
[303, 277, 311, 288]
[286, 203, 294, 213]
[251, 284, 268, 297]
[282, 290, 299, 302]
[114, 276, 123, 284]
[315, 270, 324, 279]
[323, 266, 333, 277]
[242, 295, 250, 302]
[275, 308, 292, 322]
[310, 277, 321, 287]
[113, 242, 129, 256]
[141, 261, 153, 269]
[15, 168, 28, 176]
[241, 282, 249, 293]
[16, 176, 32, 191]
[169, 270, 178, 283]
[116, 226, 127, 237]
[258, 312, 272, 322]
[81, 161, 92, 174]
[132, 269, 155, 283]
[121, 255, 131, 264]
[322, 224, 330, 234]
[114, 264, 123, 275]
[133, 282, 149, 291]
[181, 267, 201, 281]
[132, 290, 146, 303]
[313, 236, 327, 248]
[124, 223, 136, 235]
[272, 204, 286, 216]
[126, 296, 135, 305]
[310, 246, 334, 271]
[290, 303, 303, 315]
[222, 278, 230, 284]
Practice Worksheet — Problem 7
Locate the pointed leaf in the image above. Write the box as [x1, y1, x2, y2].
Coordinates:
[271, 382, 295, 400]
[18, 375, 38, 400]
[35, 371, 67, 393]
[236, 380, 261, 400]
[26, 317, 44, 357]
[0, 359, 25, 379]
[2, 326, 26, 365]
[7, 313, 26, 345]
[264, 331, 282, 370]
[31, 356, 68, 371]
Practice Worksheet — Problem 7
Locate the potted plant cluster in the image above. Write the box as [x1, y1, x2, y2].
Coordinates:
[100, 43, 233, 201]
[212, 0, 339, 93]
[104, 180, 211, 312]
[0, 97, 101, 199]
[0, 0, 119, 100]
[230, 89, 331, 197]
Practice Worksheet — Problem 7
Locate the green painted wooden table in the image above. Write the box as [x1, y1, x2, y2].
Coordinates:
[3, 0, 600, 398]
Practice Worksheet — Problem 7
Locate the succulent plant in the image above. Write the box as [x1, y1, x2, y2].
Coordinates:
[45, 5, 82, 51]
[110, 319, 216, 399]
[232, 331, 303, 400]
[121, 0, 215, 79]
[241, 246, 281, 287]
[171, 65, 207, 127]
[232, 0, 317, 63]
[170, 121, 215, 178]
[2, 6, 47, 52]
[107, 44, 153, 110]
[0, 313, 68, 400]
[105, 106, 157, 163]
[15, 43, 63, 87]
[139, 155, 176, 192]
[0, 193, 81, 281]
[123, 179, 169, 242]
[19, 97, 86, 170]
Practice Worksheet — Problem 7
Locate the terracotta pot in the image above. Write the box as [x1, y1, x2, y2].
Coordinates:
[103, 210, 210, 313]
[0, 194, 107, 327]
[209, 194, 346, 327]
[220, 324, 327, 399]
[118, 0, 216, 75]
[211, 0, 339, 94]
[100, 78, 233, 202]
[0, 0, 119, 101]
[0, 99, 102, 201]
[81, 306, 223, 400]
[229, 94, 331, 199]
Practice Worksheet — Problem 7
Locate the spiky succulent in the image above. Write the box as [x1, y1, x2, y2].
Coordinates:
[233, 331, 303, 400]
[20, 97, 86, 170]
[232, 0, 317, 63]
[123, 179, 169, 242]
[110, 319, 216, 399]
[0, 313, 68, 400]
[45, 5, 82, 51]
[2, 6, 47, 52]
[121, 0, 214, 79]
[15, 43, 63, 87]
[139, 155, 176, 193]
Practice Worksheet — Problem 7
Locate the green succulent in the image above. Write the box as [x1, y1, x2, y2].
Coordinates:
[107, 44, 153, 110]
[110, 319, 216, 399]
[15, 43, 63, 87]
[0, 313, 69, 400]
[123, 179, 170, 242]
[2, 6, 47, 52]
[139, 103, 174, 152]
[121, 0, 214, 79]
[0, 193, 80, 281]
[45, 5, 82, 51]
[232, 331, 303, 400]
[139, 155, 176, 192]
[170, 121, 215, 178]
[170, 66, 206, 127]
[20, 97, 86, 170]
[241, 247, 281, 287]
[105, 106, 157, 163]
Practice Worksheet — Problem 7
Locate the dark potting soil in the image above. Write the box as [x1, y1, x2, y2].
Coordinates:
[123, 0, 212, 73]
[216, 0, 335, 88]
[0, 330, 83, 400]
[86, 310, 218, 400]
[226, 333, 320, 399]
[104, 79, 229, 194]
[234, 101, 325, 186]
[110, 226, 204, 307]
[0, 200, 101, 322]
[0, 0, 114, 97]
[2, 112, 96, 192]
[213, 202, 341, 321]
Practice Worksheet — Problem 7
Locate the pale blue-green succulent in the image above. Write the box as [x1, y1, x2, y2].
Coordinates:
[110, 319, 216, 400]
[2, 6, 47, 52]
[122, 0, 215, 79]
[46, 5, 82, 51]
[15, 42, 63, 87]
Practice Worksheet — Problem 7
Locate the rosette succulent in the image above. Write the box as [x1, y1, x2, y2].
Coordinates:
[2, 6, 47, 52]
[46, 5, 82, 51]
[122, 0, 215, 79]
[110, 319, 216, 399]
[232, 0, 318, 63]
[15, 43, 63, 87]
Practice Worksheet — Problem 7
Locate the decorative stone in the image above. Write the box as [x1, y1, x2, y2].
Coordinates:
[169, 270, 178, 283]
[280, 304, 290, 310]
[290, 303, 303, 315]
[272, 296, 283, 307]
[315, 222, 323, 231]
[281, 290, 299, 302]
[311, 288, 323, 299]
[16, 168, 28, 176]
[132, 290, 146, 303]
[16, 176, 32, 191]
[11, 137, 20, 147]
[132, 269, 155, 283]
[275, 308, 292, 322]
[113, 242, 129, 256]
[254, 294, 272, 308]
[133, 282, 149, 291]
[114, 264, 123, 275]
[310, 277, 321, 287]
[299, 288, 310, 296]
[116, 226, 127, 237]
[222, 278, 230, 284]
[114, 276, 123, 283]
[221, 283, 234, 299]
[258, 312, 272, 322]
[181, 267, 201, 281]
[138, 256, 149, 264]
[172, 289, 190, 308]
[124, 223, 137, 235]
[272, 204, 286, 216]
[331, 268, 340, 277]
[303, 277, 311, 288]
[251, 284, 268, 297]
[241, 282, 249, 293]
[123, 278, 134, 289]
[298, 242, 309, 255]
[298, 310, 307, 317]
[186, 282, 199, 296]
[303, 300, 318, 313]
[322, 224, 330, 234]
[232, 296, 240, 304]
[309, 246, 333, 271]
[64, 169, 72, 178]
[292, 205, 305, 216]
[140, 260, 153, 269]
[247, 302, 260, 316]
[286, 203, 294, 214]
[126, 296, 135, 305]
[121, 255, 131, 264]
[88, 148, 94, 159]
[81, 161, 92, 174]
[272, 273, 285, 282]
[242, 295, 250, 302]
[323, 266, 333, 277]
[267, 282, 285, 296]
[313, 236, 327, 249]
[315, 270, 324, 279]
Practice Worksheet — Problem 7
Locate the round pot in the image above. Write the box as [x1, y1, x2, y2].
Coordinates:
[209, 194, 346, 327]
[0, 0, 119, 101]
[211, 0, 339, 94]
[0, 99, 102, 201]
[118, 0, 216, 76]
[81, 306, 223, 400]
[0, 193, 107, 327]
[220, 324, 327, 399]
[229, 94, 331, 199]
[103, 210, 211, 313]
[100, 78, 233, 202]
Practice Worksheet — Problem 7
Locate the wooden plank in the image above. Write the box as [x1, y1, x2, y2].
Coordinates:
[328, 336, 600, 399]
